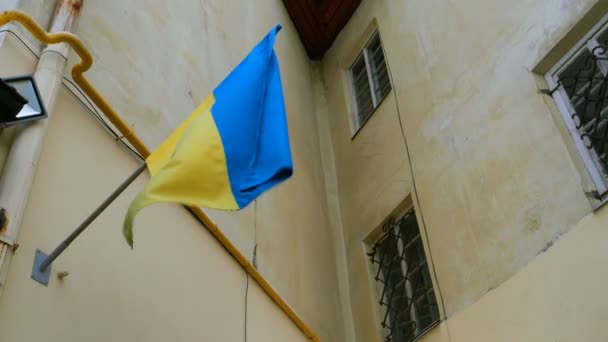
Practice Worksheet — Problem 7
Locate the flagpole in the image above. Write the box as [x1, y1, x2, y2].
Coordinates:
[31, 163, 147, 285]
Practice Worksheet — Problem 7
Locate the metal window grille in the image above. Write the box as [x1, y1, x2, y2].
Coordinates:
[349, 31, 392, 131]
[545, 18, 608, 197]
[559, 45, 608, 176]
[368, 210, 440, 342]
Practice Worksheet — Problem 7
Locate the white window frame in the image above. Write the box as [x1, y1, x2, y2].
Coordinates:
[347, 30, 391, 136]
[545, 13, 608, 198]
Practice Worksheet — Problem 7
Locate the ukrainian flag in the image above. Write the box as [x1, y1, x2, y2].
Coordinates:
[123, 25, 292, 247]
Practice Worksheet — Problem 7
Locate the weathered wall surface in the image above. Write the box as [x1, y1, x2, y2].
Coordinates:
[0, 22, 39, 175]
[0, 0, 57, 49]
[419, 206, 608, 342]
[0, 0, 347, 341]
[0, 77, 307, 342]
[320, 0, 602, 340]
[66, 6, 347, 340]
[4, 0, 608, 341]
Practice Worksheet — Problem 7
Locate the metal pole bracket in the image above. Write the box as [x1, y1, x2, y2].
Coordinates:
[31, 249, 51, 286]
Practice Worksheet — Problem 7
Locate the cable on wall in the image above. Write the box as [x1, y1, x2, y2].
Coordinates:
[380, 34, 448, 318]
[0, 28, 144, 161]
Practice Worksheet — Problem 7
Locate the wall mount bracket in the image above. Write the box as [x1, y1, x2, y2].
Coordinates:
[31, 249, 51, 286]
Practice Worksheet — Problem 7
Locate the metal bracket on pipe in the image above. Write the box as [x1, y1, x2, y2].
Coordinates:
[0, 208, 14, 246]
[31, 249, 50, 286]
[0, 234, 16, 246]
[0, 208, 7, 233]
[539, 83, 561, 96]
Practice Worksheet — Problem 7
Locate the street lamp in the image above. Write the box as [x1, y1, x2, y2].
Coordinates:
[0, 75, 47, 128]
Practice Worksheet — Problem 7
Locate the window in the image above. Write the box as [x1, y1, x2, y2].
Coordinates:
[349, 31, 392, 133]
[545, 16, 608, 198]
[367, 209, 440, 342]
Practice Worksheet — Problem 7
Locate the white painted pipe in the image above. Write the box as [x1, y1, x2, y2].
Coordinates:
[0, 0, 22, 191]
[0, 0, 83, 292]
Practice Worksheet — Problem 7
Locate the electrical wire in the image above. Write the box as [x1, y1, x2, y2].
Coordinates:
[0, 28, 144, 161]
[244, 200, 258, 342]
[5, 21, 444, 332]
[4, 25, 261, 340]
[0, 28, 38, 57]
[381, 36, 448, 317]
[61, 77, 144, 160]
[252, 200, 258, 268]
[244, 272, 250, 342]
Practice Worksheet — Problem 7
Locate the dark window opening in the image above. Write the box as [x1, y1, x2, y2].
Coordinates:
[368, 210, 440, 342]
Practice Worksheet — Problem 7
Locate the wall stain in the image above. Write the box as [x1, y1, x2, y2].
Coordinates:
[524, 209, 541, 234]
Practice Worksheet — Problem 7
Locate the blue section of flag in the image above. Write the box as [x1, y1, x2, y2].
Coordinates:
[211, 25, 293, 208]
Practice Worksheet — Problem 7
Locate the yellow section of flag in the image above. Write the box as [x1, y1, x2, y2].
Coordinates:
[122, 94, 238, 247]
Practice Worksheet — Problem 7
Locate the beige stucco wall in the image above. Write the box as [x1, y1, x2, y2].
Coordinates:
[0, 0, 347, 341]
[62, 3, 347, 339]
[0, 27, 312, 340]
[320, 0, 606, 341]
[0, 0, 56, 50]
[4, 0, 608, 341]
[0, 82, 307, 342]
[419, 206, 608, 342]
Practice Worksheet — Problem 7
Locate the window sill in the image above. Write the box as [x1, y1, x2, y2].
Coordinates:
[592, 192, 608, 212]
[410, 319, 442, 342]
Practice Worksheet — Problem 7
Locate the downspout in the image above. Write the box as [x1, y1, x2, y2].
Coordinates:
[0, 0, 22, 182]
[0, 0, 82, 295]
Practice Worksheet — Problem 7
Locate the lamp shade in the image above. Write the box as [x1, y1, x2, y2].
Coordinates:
[0, 75, 47, 128]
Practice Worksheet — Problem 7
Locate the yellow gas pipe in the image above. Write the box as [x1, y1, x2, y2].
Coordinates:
[0, 11, 319, 342]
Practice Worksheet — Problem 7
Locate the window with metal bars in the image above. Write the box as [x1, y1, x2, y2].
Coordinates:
[367, 210, 440, 342]
[349, 31, 392, 134]
[545, 16, 608, 199]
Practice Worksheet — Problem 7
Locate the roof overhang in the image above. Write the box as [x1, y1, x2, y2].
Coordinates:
[282, 0, 362, 59]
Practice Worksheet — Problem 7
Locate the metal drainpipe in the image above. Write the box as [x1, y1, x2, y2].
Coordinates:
[0, 0, 22, 180]
[0, 0, 83, 294]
